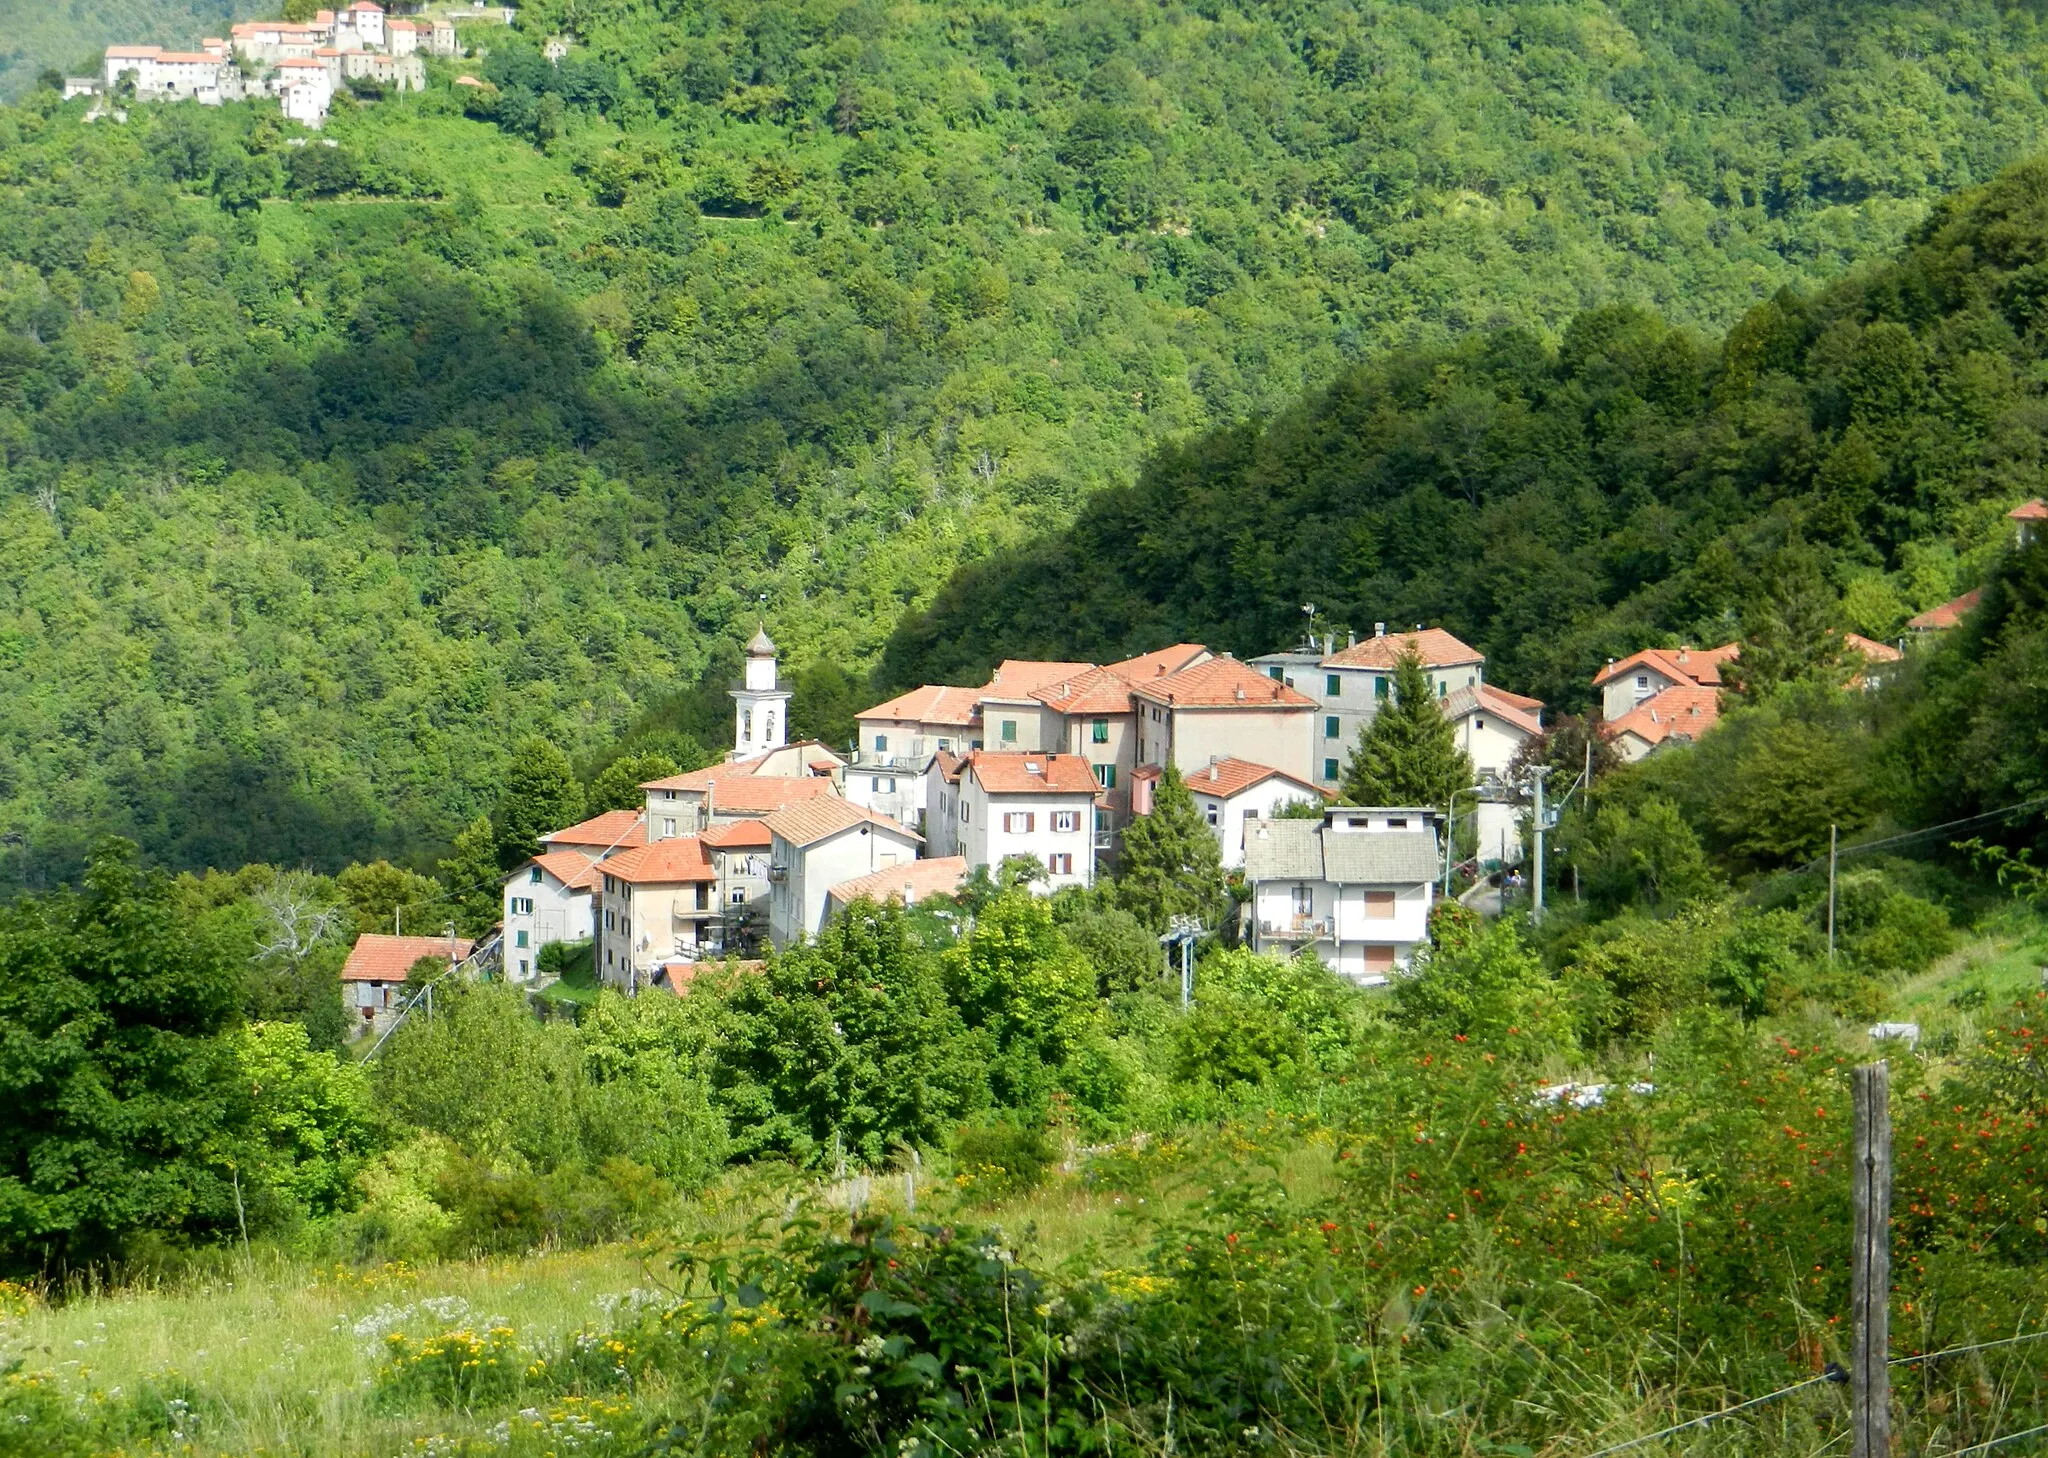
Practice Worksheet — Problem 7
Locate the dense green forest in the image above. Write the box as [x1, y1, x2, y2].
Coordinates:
[11, 0, 2048, 887]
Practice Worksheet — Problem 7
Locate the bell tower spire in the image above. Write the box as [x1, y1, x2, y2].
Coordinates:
[730, 623, 790, 759]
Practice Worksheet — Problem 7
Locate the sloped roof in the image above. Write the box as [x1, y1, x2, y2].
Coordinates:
[982, 660, 1098, 699]
[828, 856, 970, 909]
[1442, 684, 1545, 737]
[542, 809, 646, 850]
[1030, 665, 1136, 715]
[525, 850, 604, 891]
[705, 776, 837, 816]
[600, 837, 717, 885]
[1603, 685, 1721, 749]
[702, 818, 773, 849]
[857, 684, 982, 727]
[1241, 821, 1438, 885]
[341, 933, 473, 982]
[963, 751, 1101, 795]
[1132, 656, 1318, 709]
[2010, 498, 2048, 521]
[765, 797, 922, 849]
[1843, 632, 1903, 664]
[1105, 644, 1212, 681]
[1179, 757, 1321, 801]
[1324, 628, 1484, 671]
[1592, 643, 1740, 690]
[746, 624, 777, 654]
[1907, 588, 1980, 632]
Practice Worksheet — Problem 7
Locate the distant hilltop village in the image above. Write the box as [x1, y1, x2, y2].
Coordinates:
[64, 3, 484, 130]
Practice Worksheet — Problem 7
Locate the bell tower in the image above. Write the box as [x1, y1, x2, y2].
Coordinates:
[730, 624, 791, 759]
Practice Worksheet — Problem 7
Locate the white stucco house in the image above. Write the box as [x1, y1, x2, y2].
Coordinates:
[1145, 757, 1326, 870]
[926, 750, 1101, 891]
[764, 799, 924, 949]
[593, 837, 722, 992]
[1242, 807, 1440, 985]
[502, 849, 603, 982]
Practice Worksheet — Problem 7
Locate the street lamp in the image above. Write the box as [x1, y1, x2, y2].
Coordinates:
[1160, 914, 1204, 1009]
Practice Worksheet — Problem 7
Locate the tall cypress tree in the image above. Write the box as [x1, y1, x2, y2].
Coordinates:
[1341, 650, 1475, 807]
[492, 737, 586, 868]
[1116, 764, 1227, 933]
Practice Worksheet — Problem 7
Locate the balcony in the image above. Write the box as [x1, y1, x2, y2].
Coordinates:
[852, 750, 938, 772]
[766, 863, 788, 883]
[1260, 916, 1334, 941]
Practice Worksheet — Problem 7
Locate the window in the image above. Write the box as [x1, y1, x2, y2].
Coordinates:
[1323, 758, 1339, 780]
[1000, 719, 1018, 743]
[519, 958, 529, 976]
[1326, 673, 1341, 697]
[661, 817, 677, 837]
[515, 929, 530, 948]
[1053, 810, 1079, 834]
[1474, 718, 1485, 731]
[1003, 811, 1035, 833]
[1292, 885, 1314, 917]
[1325, 716, 1340, 739]
[731, 887, 746, 904]
[529, 867, 542, 884]
[1094, 763, 1117, 789]
[874, 733, 889, 752]
[1636, 674, 1649, 689]
[1205, 805, 1219, 826]
[875, 776, 896, 793]
[1438, 679, 1448, 696]
[1268, 666, 1283, 681]
[937, 737, 951, 751]
[1091, 718, 1109, 743]
[960, 800, 970, 822]
[1048, 852, 1073, 875]
[1374, 677, 1389, 700]
[1387, 817, 1408, 829]
[1364, 891, 1396, 919]
[511, 897, 534, 915]
[605, 909, 615, 930]
[742, 709, 753, 738]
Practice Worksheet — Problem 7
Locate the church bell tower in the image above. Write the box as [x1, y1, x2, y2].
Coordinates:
[730, 624, 791, 759]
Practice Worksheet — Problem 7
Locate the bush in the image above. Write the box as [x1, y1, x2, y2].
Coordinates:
[949, 1120, 1056, 1203]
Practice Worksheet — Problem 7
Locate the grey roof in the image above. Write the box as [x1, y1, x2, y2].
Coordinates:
[1243, 820, 1439, 886]
[1243, 818, 1324, 881]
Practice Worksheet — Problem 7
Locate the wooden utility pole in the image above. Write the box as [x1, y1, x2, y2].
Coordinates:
[1851, 1061, 1892, 1458]
[1828, 824, 1839, 962]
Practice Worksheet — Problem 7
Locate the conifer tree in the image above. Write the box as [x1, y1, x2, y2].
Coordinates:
[1341, 650, 1474, 808]
[1725, 541, 1850, 698]
[437, 815, 503, 936]
[1116, 764, 1226, 933]
[492, 737, 585, 869]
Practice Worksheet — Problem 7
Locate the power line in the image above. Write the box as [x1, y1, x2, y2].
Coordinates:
[1577, 1373, 1842, 1458]
[1893, 1331, 2048, 1368]
[1782, 796, 2048, 879]
[1930, 1421, 2048, 1458]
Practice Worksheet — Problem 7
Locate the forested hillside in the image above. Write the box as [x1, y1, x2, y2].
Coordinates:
[884, 157, 2048, 716]
[0, 0, 266, 101]
[9, 0, 2048, 886]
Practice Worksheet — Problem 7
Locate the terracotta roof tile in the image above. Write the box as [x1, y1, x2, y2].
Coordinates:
[703, 776, 837, 815]
[1324, 628, 1484, 671]
[600, 837, 717, 885]
[1907, 588, 1980, 632]
[828, 856, 970, 908]
[641, 756, 766, 792]
[856, 684, 982, 727]
[963, 751, 1102, 795]
[1843, 632, 1903, 663]
[1030, 665, 1137, 715]
[527, 850, 605, 891]
[341, 933, 473, 982]
[1105, 644, 1211, 680]
[541, 809, 646, 850]
[702, 818, 773, 849]
[765, 797, 922, 848]
[1178, 757, 1321, 801]
[1442, 684, 1546, 737]
[2009, 498, 2048, 521]
[1131, 656, 1318, 709]
[1591, 642, 1739, 689]
[982, 660, 1098, 699]
[1603, 685, 1721, 749]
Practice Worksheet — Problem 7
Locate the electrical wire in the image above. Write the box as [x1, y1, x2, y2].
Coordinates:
[1930, 1421, 2048, 1457]
[1893, 1331, 2048, 1368]
[1781, 795, 2048, 879]
[1576, 1373, 1842, 1458]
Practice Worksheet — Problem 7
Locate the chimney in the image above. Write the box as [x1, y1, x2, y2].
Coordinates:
[1374, 622, 1386, 638]
[1235, 687, 1246, 701]
[1324, 633, 1334, 656]
[1347, 630, 1357, 648]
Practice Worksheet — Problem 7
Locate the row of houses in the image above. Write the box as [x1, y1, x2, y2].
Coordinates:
[72, 3, 450, 128]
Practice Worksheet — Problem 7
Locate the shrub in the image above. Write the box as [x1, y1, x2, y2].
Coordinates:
[375, 1324, 532, 1410]
[949, 1120, 1056, 1203]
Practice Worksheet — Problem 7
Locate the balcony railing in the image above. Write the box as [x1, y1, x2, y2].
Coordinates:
[852, 750, 940, 771]
[1259, 916, 1334, 941]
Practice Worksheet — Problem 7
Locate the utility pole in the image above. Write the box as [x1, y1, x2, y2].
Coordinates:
[1828, 824, 1839, 962]
[1851, 1061, 1893, 1458]
[1529, 766, 1551, 925]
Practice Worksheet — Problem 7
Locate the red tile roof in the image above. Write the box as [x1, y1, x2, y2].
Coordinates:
[828, 856, 970, 908]
[982, 660, 1098, 699]
[541, 809, 646, 850]
[963, 751, 1102, 795]
[765, 797, 922, 848]
[857, 684, 983, 726]
[1105, 644, 1211, 680]
[341, 933, 473, 983]
[702, 818, 773, 849]
[1132, 656, 1318, 709]
[2010, 498, 2048, 521]
[1324, 628, 1484, 671]
[641, 756, 765, 792]
[600, 837, 718, 885]
[1843, 632, 1903, 664]
[1031, 665, 1136, 715]
[1907, 588, 1980, 632]
[1442, 684, 1546, 737]
[1179, 757, 1321, 801]
[528, 850, 605, 891]
[657, 957, 764, 994]
[1591, 643, 1739, 689]
[1603, 685, 1721, 749]
[704, 776, 837, 816]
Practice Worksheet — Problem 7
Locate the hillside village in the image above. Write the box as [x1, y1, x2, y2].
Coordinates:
[67, 2, 471, 129]
[338, 488, 2046, 1030]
